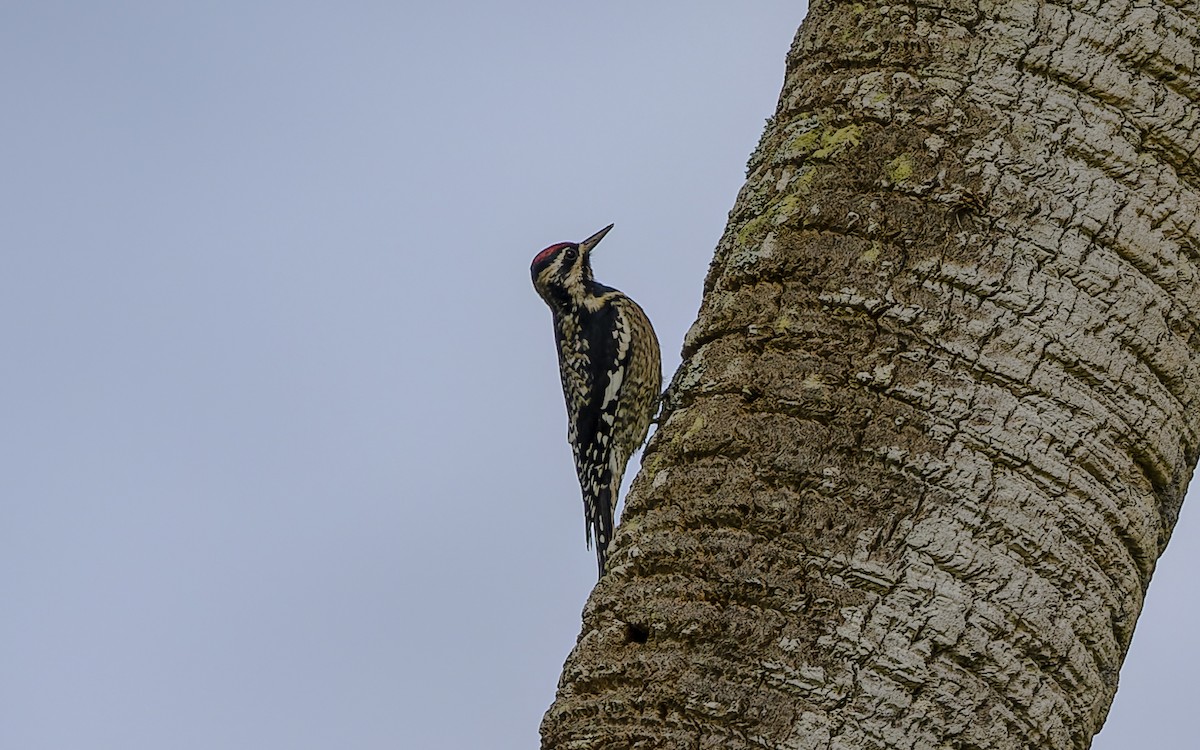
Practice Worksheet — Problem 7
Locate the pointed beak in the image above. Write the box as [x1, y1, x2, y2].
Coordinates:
[578, 224, 614, 256]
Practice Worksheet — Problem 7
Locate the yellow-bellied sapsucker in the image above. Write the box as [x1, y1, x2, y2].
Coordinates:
[531, 224, 662, 578]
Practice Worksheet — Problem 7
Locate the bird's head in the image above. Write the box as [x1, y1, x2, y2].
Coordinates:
[530, 224, 613, 307]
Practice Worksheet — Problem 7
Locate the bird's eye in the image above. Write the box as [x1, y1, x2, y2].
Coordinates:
[564, 246, 578, 261]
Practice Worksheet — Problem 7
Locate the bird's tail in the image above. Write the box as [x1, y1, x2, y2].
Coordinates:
[593, 485, 613, 577]
[582, 460, 623, 578]
[593, 469, 622, 578]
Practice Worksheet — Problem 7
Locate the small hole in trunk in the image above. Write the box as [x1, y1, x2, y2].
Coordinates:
[625, 623, 650, 644]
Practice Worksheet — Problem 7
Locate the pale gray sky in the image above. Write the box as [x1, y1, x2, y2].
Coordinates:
[1, 4, 1194, 749]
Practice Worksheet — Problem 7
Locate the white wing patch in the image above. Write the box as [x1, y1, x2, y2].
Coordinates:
[601, 313, 632, 412]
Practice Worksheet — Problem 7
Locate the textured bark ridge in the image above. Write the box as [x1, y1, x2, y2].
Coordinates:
[542, 1, 1200, 748]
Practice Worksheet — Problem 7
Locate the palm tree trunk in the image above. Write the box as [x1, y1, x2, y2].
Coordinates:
[542, 1, 1200, 748]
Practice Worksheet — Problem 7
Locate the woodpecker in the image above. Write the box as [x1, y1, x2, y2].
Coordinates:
[531, 224, 662, 578]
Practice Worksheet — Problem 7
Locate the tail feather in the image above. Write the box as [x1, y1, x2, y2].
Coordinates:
[581, 455, 627, 578]
[593, 482, 614, 577]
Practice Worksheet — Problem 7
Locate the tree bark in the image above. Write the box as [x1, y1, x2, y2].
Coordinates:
[542, 1, 1200, 748]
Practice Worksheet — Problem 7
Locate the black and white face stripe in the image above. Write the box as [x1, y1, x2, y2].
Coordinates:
[531, 242, 590, 307]
[531, 225, 611, 307]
